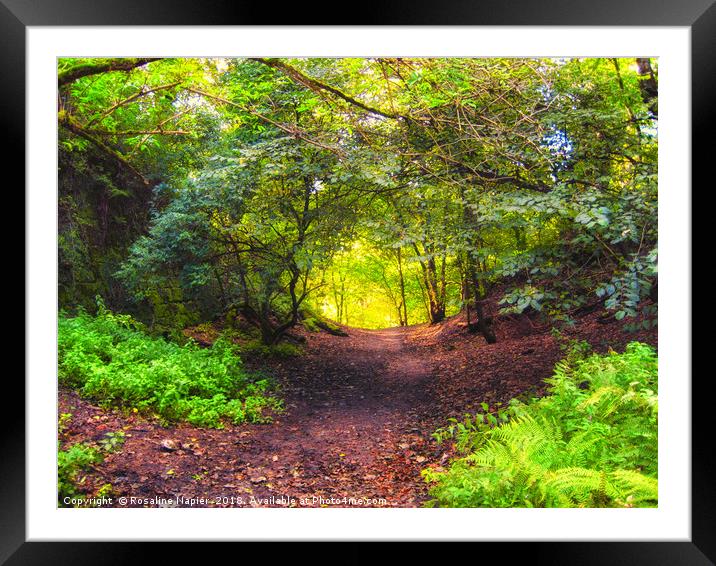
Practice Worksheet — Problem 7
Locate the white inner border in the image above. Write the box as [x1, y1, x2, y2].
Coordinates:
[27, 26, 691, 541]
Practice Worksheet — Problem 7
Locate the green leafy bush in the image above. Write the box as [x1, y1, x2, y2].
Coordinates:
[58, 307, 283, 428]
[423, 342, 658, 507]
[58, 442, 102, 505]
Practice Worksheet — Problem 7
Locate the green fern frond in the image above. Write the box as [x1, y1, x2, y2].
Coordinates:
[425, 342, 658, 508]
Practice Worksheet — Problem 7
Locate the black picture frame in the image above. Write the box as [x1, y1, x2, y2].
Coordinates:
[7, 0, 710, 562]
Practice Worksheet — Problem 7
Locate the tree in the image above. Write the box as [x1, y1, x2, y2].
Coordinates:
[59, 56, 657, 340]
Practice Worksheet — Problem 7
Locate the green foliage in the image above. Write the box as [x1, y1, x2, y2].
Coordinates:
[308, 239, 446, 328]
[424, 342, 658, 507]
[98, 430, 126, 453]
[57, 412, 127, 505]
[118, 132, 356, 342]
[59, 57, 657, 333]
[550, 329, 594, 363]
[58, 442, 102, 505]
[58, 58, 224, 312]
[58, 304, 283, 428]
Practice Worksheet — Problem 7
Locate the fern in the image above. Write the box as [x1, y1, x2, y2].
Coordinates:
[423, 342, 658, 507]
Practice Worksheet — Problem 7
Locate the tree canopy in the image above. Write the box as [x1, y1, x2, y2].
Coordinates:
[58, 56, 658, 343]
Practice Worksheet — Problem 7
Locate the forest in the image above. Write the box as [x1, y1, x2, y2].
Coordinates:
[57, 57, 658, 509]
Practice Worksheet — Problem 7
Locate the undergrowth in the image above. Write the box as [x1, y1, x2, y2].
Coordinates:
[58, 441, 103, 505]
[234, 338, 303, 358]
[58, 303, 283, 428]
[217, 326, 303, 358]
[423, 341, 658, 508]
[58, 413, 126, 506]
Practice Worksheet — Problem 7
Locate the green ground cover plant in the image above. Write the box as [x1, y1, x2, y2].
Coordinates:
[423, 342, 658, 507]
[58, 413, 126, 506]
[58, 441, 103, 504]
[58, 303, 282, 428]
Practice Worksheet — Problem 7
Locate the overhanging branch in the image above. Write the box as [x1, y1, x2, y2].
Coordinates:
[58, 58, 162, 87]
[251, 58, 403, 121]
[59, 112, 150, 186]
[185, 87, 346, 157]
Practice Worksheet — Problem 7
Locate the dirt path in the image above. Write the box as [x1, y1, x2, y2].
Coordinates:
[60, 326, 446, 508]
[59, 309, 658, 508]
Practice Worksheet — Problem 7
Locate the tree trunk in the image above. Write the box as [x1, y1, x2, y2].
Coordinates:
[420, 250, 446, 324]
[460, 186, 496, 343]
[469, 298, 497, 344]
[396, 247, 408, 326]
[465, 254, 497, 344]
[429, 298, 445, 324]
[636, 58, 658, 116]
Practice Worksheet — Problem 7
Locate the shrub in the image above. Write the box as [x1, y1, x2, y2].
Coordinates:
[58, 307, 282, 428]
[423, 342, 658, 508]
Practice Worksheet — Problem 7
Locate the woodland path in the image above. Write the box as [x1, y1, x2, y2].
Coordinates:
[60, 326, 449, 508]
[59, 309, 657, 507]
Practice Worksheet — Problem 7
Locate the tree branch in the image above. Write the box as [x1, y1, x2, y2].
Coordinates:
[89, 129, 191, 137]
[58, 112, 149, 186]
[251, 58, 402, 121]
[185, 87, 346, 157]
[85, 82, 182, 128]
[58, 58, 161, 87]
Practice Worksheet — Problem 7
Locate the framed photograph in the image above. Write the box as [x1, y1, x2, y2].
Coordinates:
[9, 0, 709, 561]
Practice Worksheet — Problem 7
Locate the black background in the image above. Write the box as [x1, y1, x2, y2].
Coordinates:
[6, 0, 711, 562]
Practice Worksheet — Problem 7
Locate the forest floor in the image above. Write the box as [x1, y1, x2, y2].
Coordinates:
[59, 305, 657, 508]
